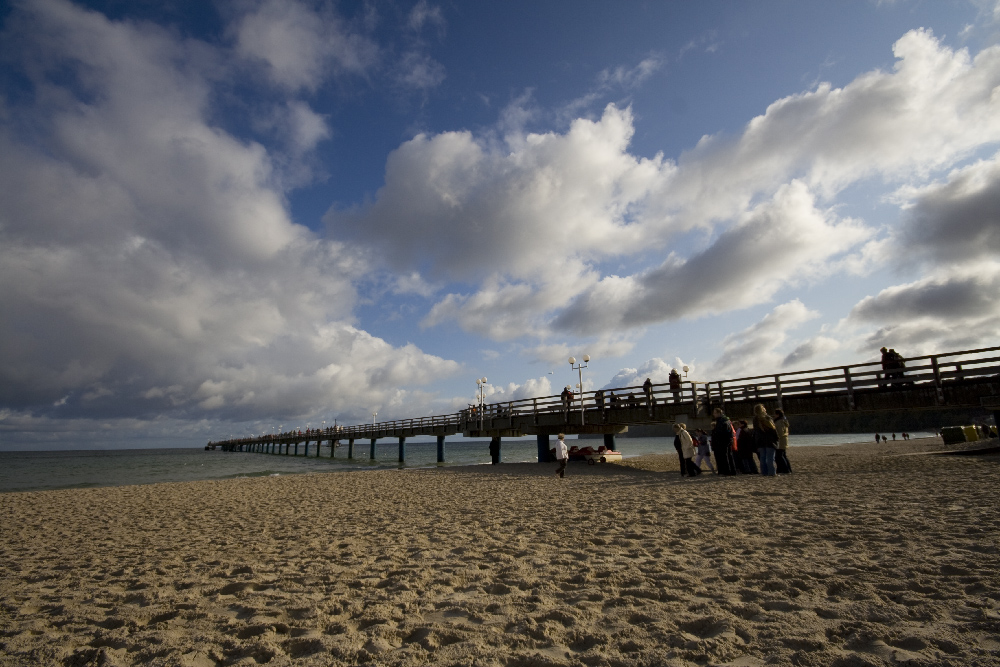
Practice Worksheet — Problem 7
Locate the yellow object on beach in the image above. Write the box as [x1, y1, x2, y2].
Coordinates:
[961, 425, 980, 442]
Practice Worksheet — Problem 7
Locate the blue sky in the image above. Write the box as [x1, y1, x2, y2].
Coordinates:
[2, 0, 1000, 448]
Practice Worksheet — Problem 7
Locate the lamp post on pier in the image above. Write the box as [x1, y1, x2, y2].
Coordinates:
[568, 355, 590, 422]
[476, 377, 488, 431]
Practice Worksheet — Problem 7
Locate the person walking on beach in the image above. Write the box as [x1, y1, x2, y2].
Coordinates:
[489, 436, 501, 465]
[753, 404, 778, 476]
[673, 423, 701, 476]
[554, 433, 568, 478]
[774, 409, 792, 474]
[693, 429, 715, 473]
[711, 407, 737, 475]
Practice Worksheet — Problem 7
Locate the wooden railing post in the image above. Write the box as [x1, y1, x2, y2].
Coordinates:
[931, 356, 944, 405]
[844, 367, 855, 410]
[774, 375, 783, 411]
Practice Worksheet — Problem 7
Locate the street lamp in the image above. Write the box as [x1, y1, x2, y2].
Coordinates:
[569, 355, 590, 422]
[476, 377, 488, 430]
[683, 365, 690, 378]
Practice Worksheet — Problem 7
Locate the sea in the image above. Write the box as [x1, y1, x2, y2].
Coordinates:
[0, 432, 937, 493]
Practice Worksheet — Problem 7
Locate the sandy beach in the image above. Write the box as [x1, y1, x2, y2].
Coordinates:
[2, 436, 998, 666]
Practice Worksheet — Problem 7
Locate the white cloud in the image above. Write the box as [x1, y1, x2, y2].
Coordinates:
[397, 50, 446, 90]
[782, 336, 842, 368]
[554, 182, 870, 334]
[407, 0, 445, 33]
[0, 0, 459, 434]
[707, 300, 820, 378]
[233, 0, 378, 91]
[847, 262, 1000, 354]
[892, 150, 1000, 264]
[339, 29, 1000, 344]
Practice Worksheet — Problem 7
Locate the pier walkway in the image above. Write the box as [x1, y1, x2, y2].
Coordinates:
[208, 346, 1000, 463]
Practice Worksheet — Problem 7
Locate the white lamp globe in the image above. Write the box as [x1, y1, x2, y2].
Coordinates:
[583, 354, 590, 362]
[568, 356, 576, 365]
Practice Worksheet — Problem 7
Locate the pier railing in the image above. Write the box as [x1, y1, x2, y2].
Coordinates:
[209, 345, 1000, 449]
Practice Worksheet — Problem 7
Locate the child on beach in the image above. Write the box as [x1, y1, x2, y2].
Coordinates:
[693, 429, 715, 473]
[554, 433, 568, 478]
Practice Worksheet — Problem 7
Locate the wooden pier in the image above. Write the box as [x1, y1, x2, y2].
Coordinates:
[208, 346, 1000, 462]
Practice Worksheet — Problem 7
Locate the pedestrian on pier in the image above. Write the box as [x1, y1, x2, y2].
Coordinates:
[774, 409, 792, 474]
[561, 386, 573, 412]
[669, 369, 681, 402]
[643, 378, 654, 407]
[554, 433, 568, 478]
[753, 404, 778, 476]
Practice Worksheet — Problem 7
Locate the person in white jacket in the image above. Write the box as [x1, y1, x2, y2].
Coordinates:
[673, 423, 701, 476]
[554, 433, 569, 478]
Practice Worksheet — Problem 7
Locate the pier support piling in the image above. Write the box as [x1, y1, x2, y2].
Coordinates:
[603, 433, 617, 452]
[398, 436, 406, 463]
[537, 434, 550, 463]
[348, 439, 354, 459]
[437, 435, 446, 463]
[370, 438, 377, 461]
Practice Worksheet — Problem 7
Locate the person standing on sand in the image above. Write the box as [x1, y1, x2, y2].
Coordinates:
[737, 420, 758, 474]
[489, 436, 500, 465]
[711, 407, 736, 475]
[554, 433, 568, 478]
[672, 426, 687, 476]
[753, 404, 778, 476]
[673, 423, 701, 476]
[774, 409, 792, 474]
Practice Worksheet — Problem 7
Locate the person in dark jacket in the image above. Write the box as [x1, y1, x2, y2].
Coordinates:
[735, 420, 758, 473]
[753, 404, 778, 476]
[711, 408, 737, 475]
[673, 427, 687, 476]
[669, 369, 681, 401]
[488, 436, 500, 465]
[643, 377, 654, 407]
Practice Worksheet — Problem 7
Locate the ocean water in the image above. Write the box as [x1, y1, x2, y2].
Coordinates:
[0, 432, 936, 493]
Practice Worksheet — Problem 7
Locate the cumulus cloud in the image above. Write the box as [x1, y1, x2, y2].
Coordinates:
[847, 263, 1000, 353]
[0, 0, 458, 435]
[338, 29, 1000, 344]
[232, 0, 378, 91]
[782, 336, 841, 368]
[478, 376, 553, 404]
[554, 182, 870, 334]
[707, 301, 820, 378]
[603, 358, 677, 390]
[893, 151, 1000, 264]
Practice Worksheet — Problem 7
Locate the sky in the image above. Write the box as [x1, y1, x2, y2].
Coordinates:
[2, 0, 1000, 449]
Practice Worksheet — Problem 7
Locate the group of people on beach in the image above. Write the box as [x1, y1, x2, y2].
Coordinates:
[875, 432, 911, 443]
[672, 404, 791, 478]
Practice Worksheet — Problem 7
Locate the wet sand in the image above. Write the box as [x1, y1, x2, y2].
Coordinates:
[1, 436, 999, 666]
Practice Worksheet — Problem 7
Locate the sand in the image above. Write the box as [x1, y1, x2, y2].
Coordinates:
[1, 436, 999, 667]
